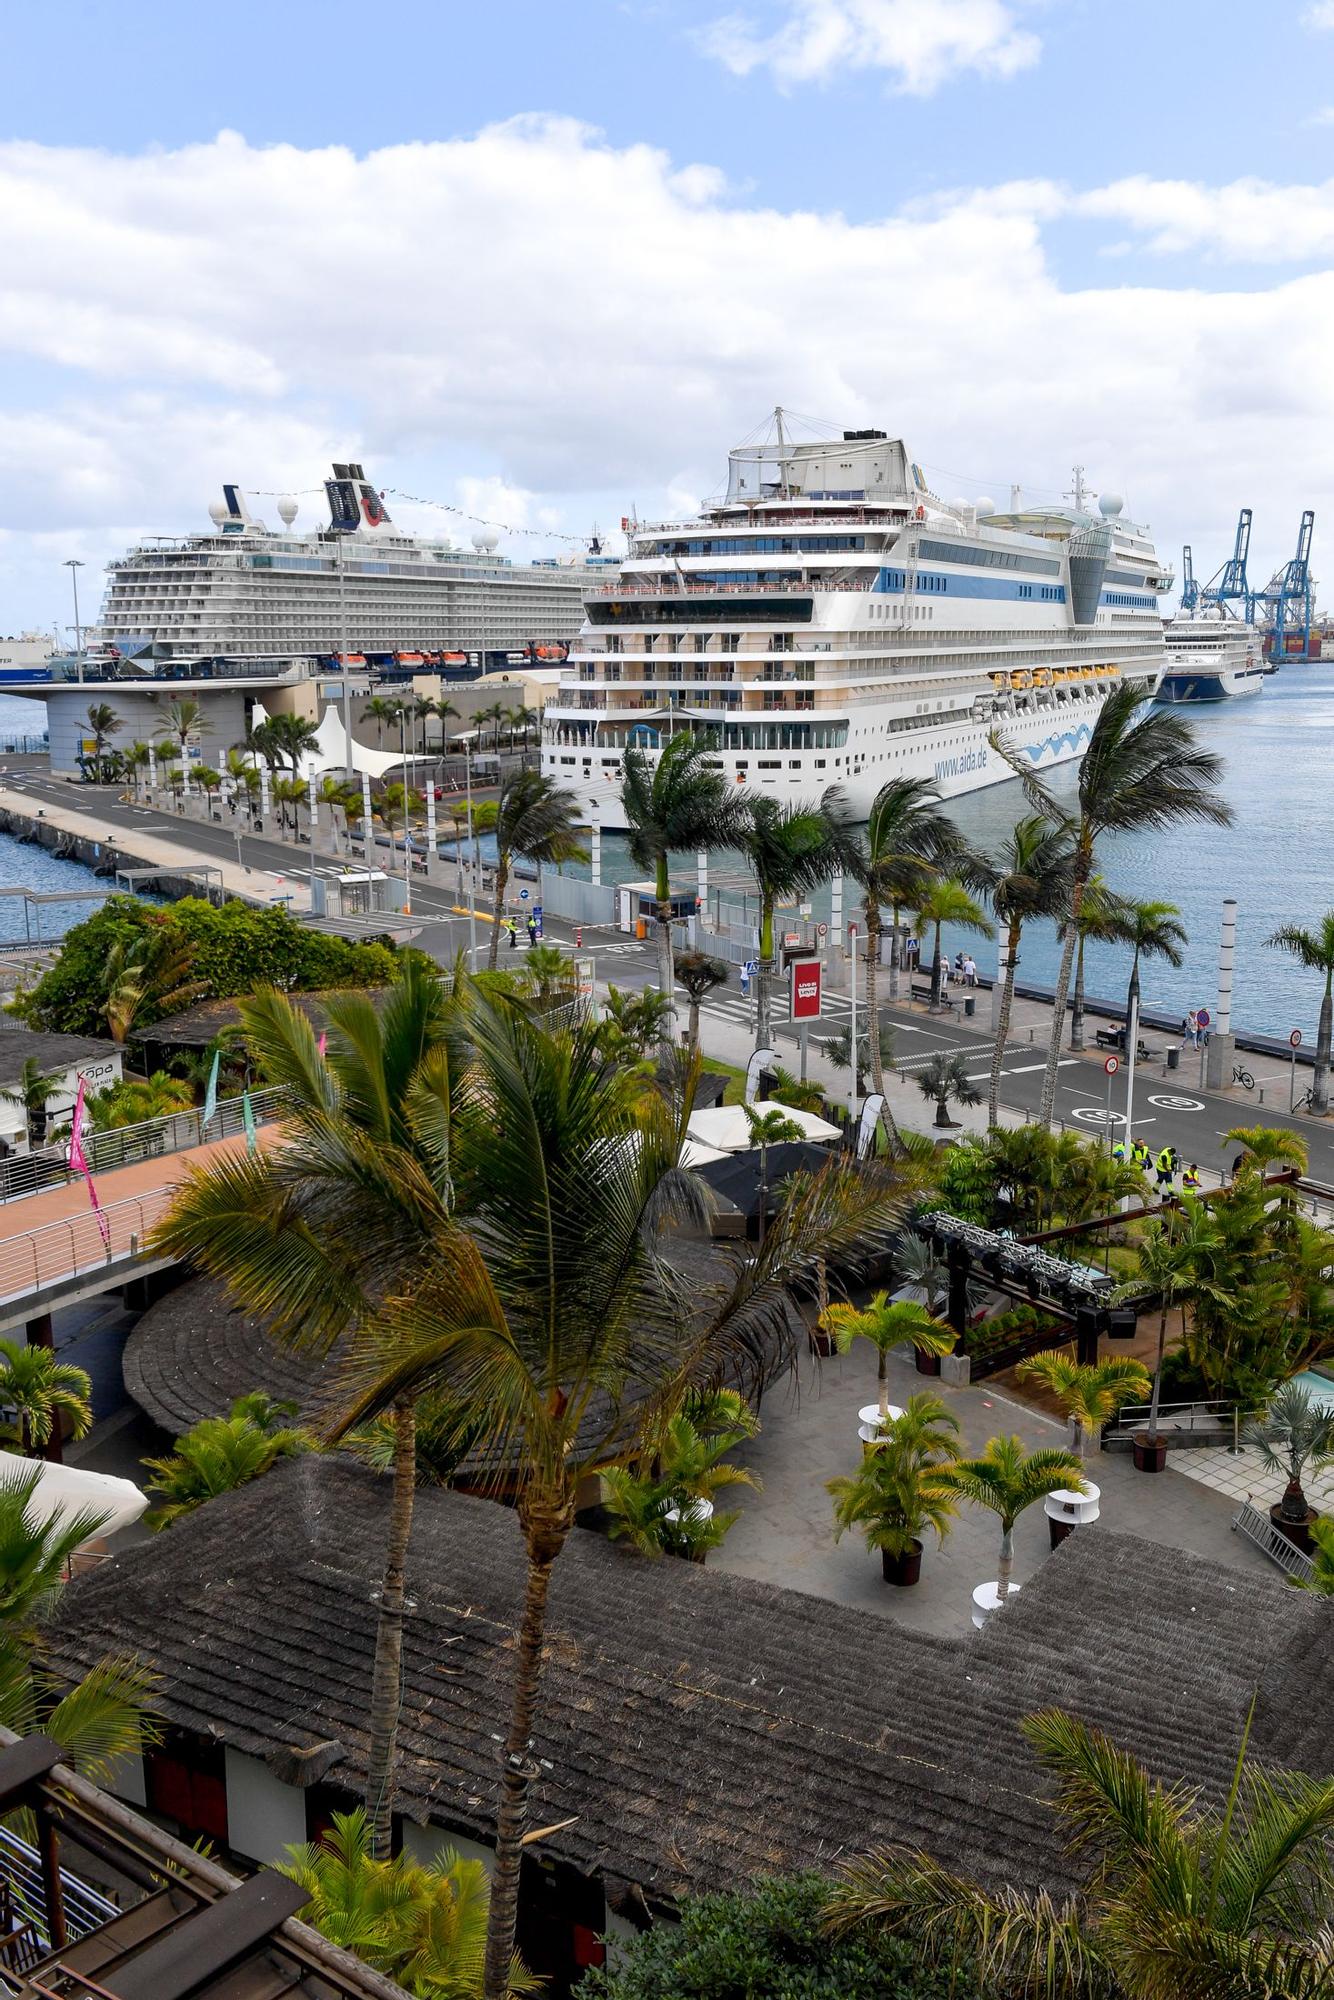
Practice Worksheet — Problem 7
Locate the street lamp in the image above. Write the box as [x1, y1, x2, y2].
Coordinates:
[63, 559, 85, 685]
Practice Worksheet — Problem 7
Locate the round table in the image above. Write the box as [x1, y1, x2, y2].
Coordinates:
[1044, 1482, 1100, 1549]
[971, 1579, 1022, 1629]
[858, 1403, 904, 1446]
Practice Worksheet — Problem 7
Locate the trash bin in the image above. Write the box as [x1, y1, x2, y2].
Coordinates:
[635, 917, 647, 941]
[964, 995, 975, 1018]
[1166, 1046, 1179, 1071]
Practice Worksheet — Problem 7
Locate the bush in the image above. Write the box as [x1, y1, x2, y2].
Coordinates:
[577, 1874, 974, 1999]
[16, 897, 397, 1038]
[962, 1303, 1063, 1368]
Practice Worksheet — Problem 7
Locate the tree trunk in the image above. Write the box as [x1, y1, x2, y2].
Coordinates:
[1146, 1301, 1169, 1439]
[364, 1397, 417, 1862]
[656, 909, 677, 1058]
[1041, 868, 1087, 1127]
[1314, 973, 1332, 1115]
[482, 1498, 572, 2000]
[996, 1524, 1015, 1601]
[861, 901, 905, 1156]
[889, 902, 902, 1001]
[1070, 933, 1088, 1051]
[989, 917, 1021, 1129]
[1125, 950, 1142, 1055]
[755, 896, 775, 1056]
[488, 854, 509, 970]
[929, 919, 943, 1011]
[688, 997, 701, 1054]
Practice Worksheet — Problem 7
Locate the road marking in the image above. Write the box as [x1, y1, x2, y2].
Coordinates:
[1007, 1059, 1078, 1074]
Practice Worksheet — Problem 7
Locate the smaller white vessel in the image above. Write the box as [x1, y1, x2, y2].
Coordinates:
[1157, 610, 1265, 703]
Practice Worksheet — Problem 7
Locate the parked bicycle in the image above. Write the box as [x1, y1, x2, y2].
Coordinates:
[1232, 1063, 1256, 1091]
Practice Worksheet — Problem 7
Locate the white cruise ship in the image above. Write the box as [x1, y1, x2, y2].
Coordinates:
[541, 423, 1169, 823]
[95, 464, 616, 670]
[1157, 609, 1266, 703]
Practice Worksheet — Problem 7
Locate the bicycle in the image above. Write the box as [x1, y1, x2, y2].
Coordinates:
[1232, 1063, 1255, 1091]
[1293, 1088, 1315, 1114]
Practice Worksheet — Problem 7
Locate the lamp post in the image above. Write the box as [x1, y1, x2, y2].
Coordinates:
[397, 705, 411, 913]
[336, 534, 354, 780]
[63, 559, 85, 685]
[465, 737, 478, 967]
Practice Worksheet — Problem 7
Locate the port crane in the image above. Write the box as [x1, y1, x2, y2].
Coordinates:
[1179, 545, 1200, 613]
[1200, 508, 1253, 619]
[1249, 510, 1317, 662]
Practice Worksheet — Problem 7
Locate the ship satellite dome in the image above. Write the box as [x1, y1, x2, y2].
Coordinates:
[1099, 492, 1124, 517]
[951, 496, 970, 512]
[207, 500, 228, 525]
[277, 495, 298, 526]
[473, 528, 500, 553]
[974, 496, 996, 517]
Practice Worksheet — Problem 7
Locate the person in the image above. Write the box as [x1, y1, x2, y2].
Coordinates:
[1183, 1009, 1199, 1048]
[1112, 1139, 1128, 1165]
[954, 951, 966, 977]
[1131, 1137, 1153, 1173]
[1182, 1161, 1201, 1191]
[525, 911, 538, 948]
[505, 916, 518, 950]
[1155, 1144, 1178, 1190]
[962, 954, 978, 986]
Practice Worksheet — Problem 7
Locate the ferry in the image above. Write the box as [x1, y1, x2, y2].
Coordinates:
[1157, 610, 1267, 703]
[540, 417, 1169, 823]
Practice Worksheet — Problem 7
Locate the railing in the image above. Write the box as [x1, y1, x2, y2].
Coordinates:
[0, 1088, 288, 1206]
[0, 1824, 119, 1947]
[592, 577, 874, 597]
[0, 1188, 180, 1309]
[1104, 1398, 1243, 1441]
[1232, 1500, 1317, 1584]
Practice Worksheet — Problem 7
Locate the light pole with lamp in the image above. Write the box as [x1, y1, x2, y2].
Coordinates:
[63, 559, 85, 685]
[336, 532, 354, 780]
[464, 735, 478, 966]
[396, 704, 412, 914]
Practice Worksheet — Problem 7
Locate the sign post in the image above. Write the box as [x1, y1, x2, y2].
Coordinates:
[1103, 1053, 1119, 1153]
[1290, 1027, 1303, 1112]
[790, 959, 822, 1087]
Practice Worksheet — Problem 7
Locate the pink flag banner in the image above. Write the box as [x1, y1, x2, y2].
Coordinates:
[317, 1032, 327, 1058]
[68, 1076, 110, 1248]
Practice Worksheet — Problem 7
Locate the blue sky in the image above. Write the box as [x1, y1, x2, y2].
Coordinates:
[3, 0, 1334, 631]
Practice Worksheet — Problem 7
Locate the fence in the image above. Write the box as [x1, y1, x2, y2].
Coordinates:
[1104, 1398, 1243, 1449]
[538, 873, 619, 928]
[0, 1186, 180, 1310]
[0, 1087, 288, 1206]
[0, 1824, 118, 1952]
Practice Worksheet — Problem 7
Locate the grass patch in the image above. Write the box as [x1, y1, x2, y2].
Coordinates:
[701, 1056, 747, 1106]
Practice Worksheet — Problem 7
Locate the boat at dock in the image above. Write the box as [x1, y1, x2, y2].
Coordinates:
[1157, 608, 1266, 704]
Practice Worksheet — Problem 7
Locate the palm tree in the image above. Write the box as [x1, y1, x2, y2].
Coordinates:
[84, 701, 122, 778]
[0, 1338, 93, 1461]
[484, 771, 587, 969]
[1295, 1513, 1334, 1595]
[621, 736, 752, 1054]
[911, 877, 993, 1012]
[375, 782, 421, 845]
[430, 696, 460, 749]
[87, 1069, 194, 1130]
[272, 775, 310, 835]
[157, 696, 204, 788]
[915, 1051, 983, 1130]
[142, 1394, 312, 1529]
[1121, 897, 1187, 1043]
[1015, 1351, 1151, 1455]
[194, 765, 223, 812]
[998, 684, 1233, 1126]
[987, 816, 1074, 1127]
[736, 795, 855, 1054]
[361, 696, 403, 751]
[0, 1057, 66, 1145]
[827, 1391, 960, 1582]
[941, 1434, 1084, 1601]
[844, 778, 968, 1033]
[1267, 911, 1334, 1114]
[150, 965, 459, 1861]
[822, 1019, 897, 1102]
[769, 1067, 826, 1116]
[602, 1390, 761, 1561]
[1244, 1379, 1334, 1528]
[411, 695, 436, 756]
[742, 1104, 804, 1241]
[265, 712, 322, 773]
[0, 1464, 157, 1781]
[818, 1294, 955, 1424]
[317, 774, 357, 851]
[1132, 1198, 1232, 1446]
[1224, 1122, 1309, 1178]
[828, 1705, 1334, 2000]
[1066, 873, 1133, 1052]
[673, 950, 729, 1054]
[321, 998, 910, 1999]
[124, 740, 153, 799]
[279, 1806, 538, 1998]
[475, 700, 507, 752]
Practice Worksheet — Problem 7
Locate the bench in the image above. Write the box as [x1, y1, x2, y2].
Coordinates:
[910, 976, 954, 1008]
[1094, 1026, 1161, 1061]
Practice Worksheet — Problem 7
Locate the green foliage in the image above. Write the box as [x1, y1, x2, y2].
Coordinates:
[578, 1872, 972, 1999]
[17, 897, 396, 1038]
[595, 984, 673, 1064]
[0, 1338, 93, 1456]
[827, 1392, 961, 1561]
[961, 1303, 1063, 1367]
[141, 1393, 312, 1529]
[1294, 1512, 1334, 1595]
[935, 1126, 1145, 1237]
[87, 1070, 195, 1130]
[602, 1389, 760, 1559]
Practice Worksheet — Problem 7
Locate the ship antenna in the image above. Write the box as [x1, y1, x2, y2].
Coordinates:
[775, 404, 789, 498]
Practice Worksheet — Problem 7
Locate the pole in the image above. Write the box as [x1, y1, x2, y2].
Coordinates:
[465, 740, 478, 966]
[1105, 1065, 1114, 1154]
[1206, 896, 1237, 1092]
[64, 559, 85, 685]
[338, 532, 353, 780]
[848, 926, 858, 1127]
[398, 709, 411, 912]
[1291, 1041, 1298, 1114]
[800, 1022, 809, 1084]
[1124, 989, 1140, 1154]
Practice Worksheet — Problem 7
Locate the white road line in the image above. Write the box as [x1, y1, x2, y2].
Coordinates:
[1007, 1059, 1078, 1074]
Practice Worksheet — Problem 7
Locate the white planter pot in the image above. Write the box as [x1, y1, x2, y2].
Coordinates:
[971, 1579, 1021, 1629]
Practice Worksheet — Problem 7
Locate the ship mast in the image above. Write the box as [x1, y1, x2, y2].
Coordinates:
[775, 405, 789, 498]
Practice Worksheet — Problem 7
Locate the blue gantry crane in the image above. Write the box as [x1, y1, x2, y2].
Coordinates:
[1180, 544, 1200, 613]
[1200, 508, 1253, 618]
[1250, 510, 1317, 662]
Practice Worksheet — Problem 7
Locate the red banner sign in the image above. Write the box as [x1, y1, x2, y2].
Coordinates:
[790, 959, 823, 1022]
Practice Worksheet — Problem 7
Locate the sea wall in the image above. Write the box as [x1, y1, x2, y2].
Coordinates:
[0, 802, 234, 908]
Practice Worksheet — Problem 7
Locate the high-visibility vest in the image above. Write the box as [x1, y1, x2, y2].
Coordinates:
[1157, 1147, 1174, 1172]
[1182, 1169, 1201, 1189]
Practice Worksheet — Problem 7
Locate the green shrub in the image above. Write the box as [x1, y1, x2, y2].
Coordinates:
[577, 1874, 974, 1999]
[962, 1303, 1063, 1367]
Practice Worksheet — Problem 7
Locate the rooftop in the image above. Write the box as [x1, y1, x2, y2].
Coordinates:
[0, 1033, 120, 1089]
[45, 1455, 1332, 1915]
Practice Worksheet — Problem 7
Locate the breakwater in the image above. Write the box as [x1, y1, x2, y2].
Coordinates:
[0, 804, 224, 926]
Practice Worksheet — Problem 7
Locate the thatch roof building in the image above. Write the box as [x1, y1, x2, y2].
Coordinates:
[46, 1456, 1331, 1921]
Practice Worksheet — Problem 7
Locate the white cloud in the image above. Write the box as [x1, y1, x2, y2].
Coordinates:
[1304, 2, 1334, 29]
[696, 0, 1041, 96]
[2, 121, 1334, 624]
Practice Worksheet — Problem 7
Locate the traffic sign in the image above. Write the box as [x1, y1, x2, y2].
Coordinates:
[816, 921, 828, 938]
[1197, 1008, 1210, 1028]
[742, 958, 759, 976]
[1104, 1055, 1120, 1075]
[1291, 1028, 1303, 1048]
[519, 888, 530, 900]
[790, 958, 823, 1022]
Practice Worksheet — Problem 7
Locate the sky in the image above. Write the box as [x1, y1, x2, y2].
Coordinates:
[3, 0, 1334, 636]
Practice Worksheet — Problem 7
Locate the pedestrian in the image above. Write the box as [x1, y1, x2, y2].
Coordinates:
[525, 911, 538, 948]
[938, 953, 951, 989]
[1182, 1161, 1201, 1192]
[1155, 1144, 1177, 1191]
[962, 954, 978, 986]
[1184, 1008, 1199, 1048]
[954, 951, 966, 978]
[1131, 1137, 1152, 1173]
[505, 916, 518, 950]
[1112, 1139, 1128, 1165]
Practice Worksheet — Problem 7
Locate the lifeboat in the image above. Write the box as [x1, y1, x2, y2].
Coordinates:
[1011, 670, 1032, 690]
[1032, 668, 1051, 687]
[990, 671, 1011, 690]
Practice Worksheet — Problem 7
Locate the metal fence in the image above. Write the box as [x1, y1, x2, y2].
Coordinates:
[0, 1186, 180, 1309]
[0, 1088, 288, 1206]
[0, 1824, 118, 1949]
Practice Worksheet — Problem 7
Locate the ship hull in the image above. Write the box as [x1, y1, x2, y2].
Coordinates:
[1156, 667, 1264, 704]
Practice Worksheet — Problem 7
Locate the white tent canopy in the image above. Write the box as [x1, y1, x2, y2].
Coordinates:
[0, 1459, 147, 1544]
[684, 1104, 842, 1154]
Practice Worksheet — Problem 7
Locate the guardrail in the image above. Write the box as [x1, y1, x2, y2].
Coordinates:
[0, 1187, 180, 1309]
[0, 1824, 118, 1947]
[0, 1088, 288, 1206]
[1105, 1398, 1244, 1441]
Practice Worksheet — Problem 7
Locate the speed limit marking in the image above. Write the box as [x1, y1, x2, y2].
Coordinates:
[1103, 1055, 1120, 1076]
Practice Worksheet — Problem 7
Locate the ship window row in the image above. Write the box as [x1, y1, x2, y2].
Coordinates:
[1101, 592, 1156, 609]
[916, 539, 1061, 576]
[590, 599, 812, 626]
[641, 535, 869, 555]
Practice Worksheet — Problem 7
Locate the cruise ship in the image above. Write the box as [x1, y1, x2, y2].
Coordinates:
[95, 464, 615, 670]
[1157, 609, 1266, 703]
[541, 422, 1170, 823]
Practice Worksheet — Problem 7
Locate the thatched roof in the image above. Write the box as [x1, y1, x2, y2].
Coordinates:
[131, 989, 390, 1052]
[0, 1030, 120, 1086]
[45, 1456, 1331, 1913]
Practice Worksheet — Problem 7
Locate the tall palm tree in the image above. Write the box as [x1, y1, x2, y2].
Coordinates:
[124, 740, 153, 798]
[323, 999, 911, 2000]
[828, 1706, 1334, 2000]
[911, 877, 993, 1012]
[265, 712, 322, 773]
[272, 775, 309, 835]
[157, 696, 204, 788]
[317, 774, 355, 851]
[1121, 897, 1187, 1043]
[736, 795, 855, 1054]
[0, 1057, 65, 1145]
[673, 950, 730, 1054]
[621, 736, 752, 1054]
[818, 1294, 955, 1423]
[484, 771, 587, 968]
[1066, 872, 1133, 1052]
[941, 1434, 1084, 1600]
[361, 696, 403, 751]
[84, 701, 122, 777]
[431, 696, 460, 749]
[1132, 1198, 1233, 1445]
[987, 815, 1075, 1128]
[1267, 910, 1334, 1114]
[0, 1338, 93, 1461]
[1014, 1351, 1151, 1455]
[842, 777, 969, 1097]
[411, 695, 436, 756]
[375, 782, 421, 845]
[150, 965, 459, 1860]
[997, 685, 1233, 1126]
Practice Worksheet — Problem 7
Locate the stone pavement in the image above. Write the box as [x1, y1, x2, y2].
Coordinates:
[1171, 1439, 1334, 1514]
[713, 1341, 1274, 1639]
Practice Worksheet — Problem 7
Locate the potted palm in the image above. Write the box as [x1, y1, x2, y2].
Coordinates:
[915, 1052, 984, 1131]
[1244, 1380, 1334, 1555]
[942, 1433, 1085, 1619]
[818, 1293, 955, 1439]
[601, 1389, 760, 1563]
[1015, 1351, 1151, 1457]
[827, 1392, 960, 1585]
